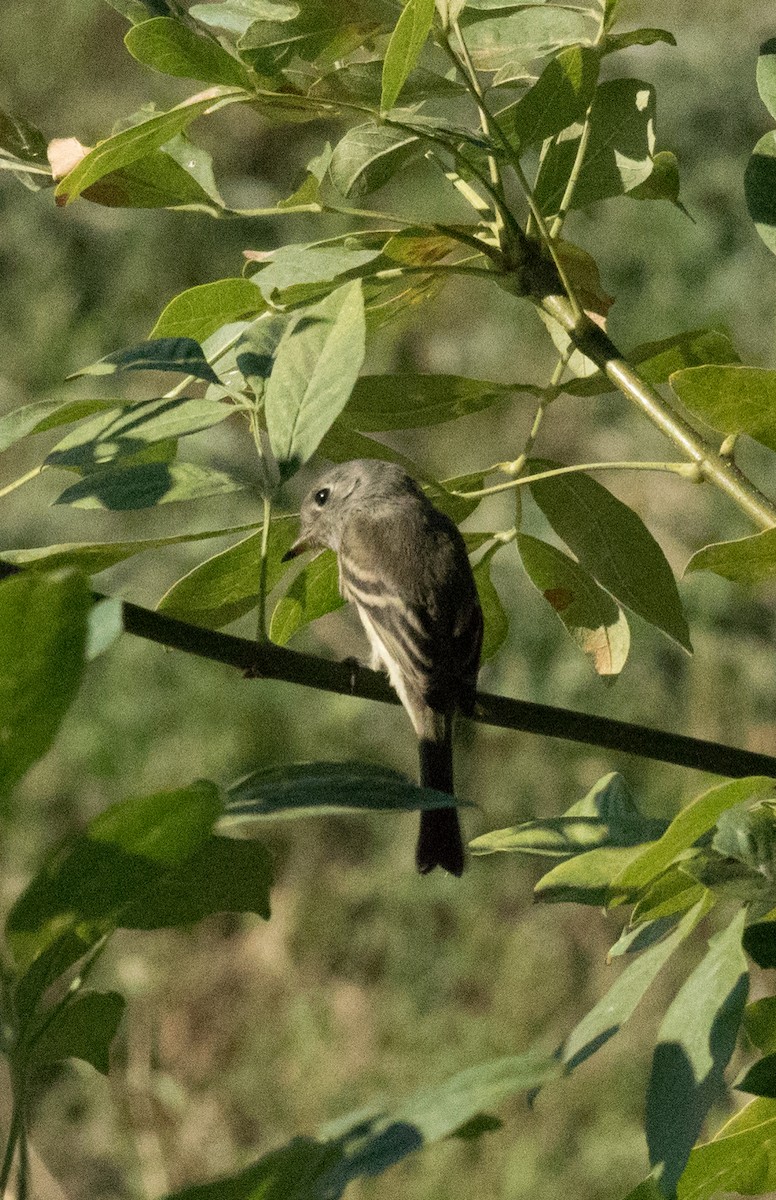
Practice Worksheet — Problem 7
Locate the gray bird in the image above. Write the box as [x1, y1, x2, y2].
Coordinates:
[284, 459, 483, 875]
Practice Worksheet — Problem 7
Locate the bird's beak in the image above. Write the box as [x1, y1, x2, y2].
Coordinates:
[281, 536, 311, 563]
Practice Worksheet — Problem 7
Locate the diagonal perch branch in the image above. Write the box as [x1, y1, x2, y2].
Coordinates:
[1, 561, 771, 782]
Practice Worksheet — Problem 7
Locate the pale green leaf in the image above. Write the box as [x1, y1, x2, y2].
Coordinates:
[0, 399, 116, 454]
[150, 278, 266, 341]
[264, 281, 366, 479]
[497, 46, 599, 150]
[328, 123, 421, 198]
[670, 365, 776, 452]
[381, 0, 436, 112]
[69, 337, 221, 385]
[269, 548, 343, 644]
[125, 16, 254, 87]
[54, 461, 245, 510]
[686, 528, 776, 585]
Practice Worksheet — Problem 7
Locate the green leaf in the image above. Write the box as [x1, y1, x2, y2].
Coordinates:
[612, 777, 776, 898]
[328, 123, 421, 198]
[27, 991, 125, 1075]
[746, 130, 776, 257]
[265, 281, 366, 479]
[757, 37, 776, 122]
[497, 46, 599, 151]
[534, 845, 648, 906]
[646, 911, 749, 1196]
[315, 60, 466, 106]
[46, 397, 233, 471]
[157, 516, 297, 627]
[0, 571, 90, 803]
[745, 997, 776, 1056]
[670, 365, 776, 452]
[534, 78, 657, 216]
[472, 543, 508, 661]
[713, 804, 776, 874]
[161, 1049, 559, 1200]
[381, 0, 435, 112]
[269, 548, 343, 644]
[564, 328, 740, 398]
[224, 761, 471, 824]
[54, 90, 247, 204]
[0, 107, 52, 191]
[630, 865, 706, 926]
[563, 899, 710, 1071]
[150, 278, 267, 341]
[0, 399, 116, 454]
[604, 27, 676, 54]
[686, 528, 776, 585]
[190, 2, 258, 36]
[125, 16, 254, 87]
[6, 780, 223, 970]
[78, 140, 224, 214]
[251, 242, 382, 302]
[527, 461, 691, 651]
[1, 522, 260, 575]
[54, 461, 246, 510]
[459, 5, 597, 73]
[518, 533, 630, 679]
[317, 422, 415, 470]
[737, 1053, 776, 1100]
[470, 772, 667, 857]
[672, 1097, 776, 1199]
[69, 336, 221, 385]
[237, 0, 386, 74]
[344, 373, 518, 430]
[118, 835, 272, 926]
[629, 149, 684, 208]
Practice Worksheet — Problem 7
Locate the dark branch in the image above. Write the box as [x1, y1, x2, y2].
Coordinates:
[1, 561, 769, 781]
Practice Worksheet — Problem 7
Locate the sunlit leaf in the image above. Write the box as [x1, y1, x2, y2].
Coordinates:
[497, 46, 599, 150]
[0, 399, 115, 454]
[670, 365, 776, 452]
[381, 0, 435, 112]
[69, 336, 221, 384]
[459, 5, 597, 73]
[151, 278, 266, 340]
[269, 548, 343, 644]
[54, 89, 247, 204]
[264, 281, 366, 479]
[125, 16, 254, 87]
[564, 328, 739, 398]
[343, 374, 521, 430]
[328, 123, 421, 198]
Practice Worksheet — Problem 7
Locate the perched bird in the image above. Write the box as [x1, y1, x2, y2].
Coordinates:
[284, 459, 483, 876]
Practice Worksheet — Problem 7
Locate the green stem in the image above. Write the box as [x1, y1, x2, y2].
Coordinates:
[256, 494, 272, 644]
[503, 348, 573, 475]
[0, 1095, 21, 1197]
[368, 262, 495, 283]
[0, 465, 43, 500]
[446, 22, 506, 243]
[454, 459, 702, 500]
[542, 297, 776, 529]
[162, 324, 248, 402]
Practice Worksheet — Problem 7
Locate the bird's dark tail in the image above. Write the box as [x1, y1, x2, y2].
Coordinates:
[417, 720, 464, 877]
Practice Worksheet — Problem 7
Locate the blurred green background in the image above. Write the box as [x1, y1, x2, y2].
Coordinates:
[2, 1, 776, 1197]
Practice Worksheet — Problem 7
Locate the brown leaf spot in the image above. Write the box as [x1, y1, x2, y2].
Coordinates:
[544, 587, 574, 612]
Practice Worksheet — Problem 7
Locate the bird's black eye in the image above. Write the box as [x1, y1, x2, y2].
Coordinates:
[314, 487, 330, 507]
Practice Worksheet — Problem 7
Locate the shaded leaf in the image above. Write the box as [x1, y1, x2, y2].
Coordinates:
[460, 5, 597, 73]
[612, 778, 776, 898]
[528, 460, 691, 651]
[69, 336, 221, 385]
[125, 16, 254, 87]
[630, 865, 706, 927]
[344, 373, 519, 430]
[745, 996, 776, 1055]
[224, 761, 471, 823]
[328, 123, 421, 198]
[534, 78, 656, 216]
[604, 27, 676, 54]
[686, 527, 776, 586]
[0, 571, 90, 804]
[151, 278, 267, 341]
[670, 365, 776, 453]
[518, 533, 630, 679]
[270, 548, 343, 644]
[745, 130, 776, 257]
[251, 242, 382, 302]
[497, 46, 599, 151]
[757, 37, 776, 122]
[54, 460, 245, 510]
[27, 991, 125, 1075]
[381, 0, 436, 112]
[77, 141, 224, 214]
[646, 911, 749, 1196]
[563, 899, 710, 1071]
[0, 107, 52, 191]
[314, 60, 465, 106]
[737, 1054, 776, 1100]
[55, 89, 247, 204]
[157, 516, 297, 628]
[6, 781, 223, 970]
[534, 845, 647, 906]
[1, 522, 260, 576]
[472, 542, 508, 661]
[46, 397, 233, 471]
[265, 281, 366, 479]
[0, 399, 116, 454]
